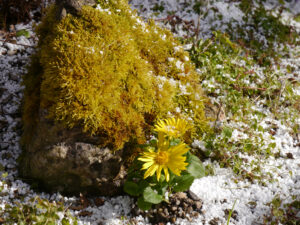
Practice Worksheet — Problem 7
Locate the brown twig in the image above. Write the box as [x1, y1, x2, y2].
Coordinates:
[233, 85, 267, 91]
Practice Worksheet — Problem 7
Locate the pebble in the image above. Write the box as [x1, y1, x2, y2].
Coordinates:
[9, 73, 20, 82]
[188, 189, 200, 201]
[131, 191, 204, 224]
[0, 47, 7, 55]
[7, 50, 18, 56]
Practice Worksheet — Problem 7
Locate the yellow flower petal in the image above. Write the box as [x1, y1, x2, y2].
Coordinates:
[163, 167, 170, 182]
[170, 143, 189, 155]
[138, 157, 154, 162]
[144, 164, 158, 179]
[138, 137, 189, 182]
[142, 161, 154, 170]
[156, 165, 163, 181]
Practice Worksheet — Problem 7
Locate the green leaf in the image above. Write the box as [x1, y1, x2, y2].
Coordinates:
[137, 197, 152, 210]
[149, 139, 157, 146]
[48, 222, 56, 225]
[173, 174, 194, 192]
[169, 138, 181, 146]
[36, 215, 46, 223]
[222, 127, 232, 138]
[16, 29, 30, 38]
[268, 142, 276, 149]
[73, 218, 78, 225]
[0, 163, 4, 171]
[62, 218, 71, 225]
[2, 172, 8, 178]
[295, 14, 300, 22]
[143, 187, 163, 204]
[123, 181, 140, 196]
[187, 154, 205, 178]
[137, 180, 150, 194]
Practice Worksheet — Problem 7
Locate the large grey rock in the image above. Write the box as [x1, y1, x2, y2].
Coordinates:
[19, 110, 127, 196]
[19, 0, 128, 197]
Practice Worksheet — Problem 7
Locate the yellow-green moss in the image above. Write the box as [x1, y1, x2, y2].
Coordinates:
[23, 0, 208, 150]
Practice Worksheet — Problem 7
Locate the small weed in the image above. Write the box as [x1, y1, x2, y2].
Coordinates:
[2, 197, 77, 225]
[226, 199, 237, 225]
[264, 195, 300, 225]
[188, 26, 299, 181]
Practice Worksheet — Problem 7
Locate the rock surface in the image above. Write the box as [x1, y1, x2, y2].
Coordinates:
[19, 110, 127, 196]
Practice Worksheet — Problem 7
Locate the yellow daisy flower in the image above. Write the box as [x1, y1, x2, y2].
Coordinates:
[138, 142, 189, 182]
[154, 118, 191, 139]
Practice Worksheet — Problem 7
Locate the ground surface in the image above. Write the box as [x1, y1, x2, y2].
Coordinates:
[0, 0, 299, 224]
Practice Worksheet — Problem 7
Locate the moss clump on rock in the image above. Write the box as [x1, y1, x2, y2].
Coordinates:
[23, 0, 208, 150]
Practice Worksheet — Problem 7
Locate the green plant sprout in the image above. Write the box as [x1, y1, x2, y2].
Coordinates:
[227, 199, 237, 225]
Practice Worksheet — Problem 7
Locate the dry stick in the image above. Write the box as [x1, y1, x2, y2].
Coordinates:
[234, 86, 267, 91]
[213, 102, 223, 131]
[193, 14, 201, 45]
[155, 14, 196, 36]
[196, 39, 213, 54]
[154, 14, 176, 22]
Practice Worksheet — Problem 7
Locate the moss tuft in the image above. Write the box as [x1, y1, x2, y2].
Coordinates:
[23, 0, 208, 150]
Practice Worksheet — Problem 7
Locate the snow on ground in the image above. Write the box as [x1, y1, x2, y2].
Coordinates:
[0, 0, 299, 224]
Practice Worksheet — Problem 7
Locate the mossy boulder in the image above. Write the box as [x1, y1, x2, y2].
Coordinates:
[20, 0, 208, 195]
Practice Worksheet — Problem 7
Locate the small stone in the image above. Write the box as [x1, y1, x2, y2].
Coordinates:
[78, 210, 93, 217]
[224, 209, 238, 221]
[209, 218, 220, 225]
[0, 143, 9, 150]
[94, 197, 105, 207]
[193, 212, 199, 217]
[9, 73, 19, 82]
[187, 206, 193, 213]
[188, 190, 200, 201]
[175, 192, 187, 199]
[1, 94, 13, 105]
[9, 25, 16, 32]
[182, 202, 188, 209]
[171, 206, 177, 212]
[286, 153, 294, 159]
[194, 201, 202, 210]
[2, 152, 12, 160]
[7, 50, 17, 56]
[171, 217, 176, 223]
[164, 208, 169, 216]
[185, 198, 194, 205]
[178, 210, 185, 218]
[0, 119, 8, 130]
[0, 47, 7, 55]
[221, 199, 227, 203]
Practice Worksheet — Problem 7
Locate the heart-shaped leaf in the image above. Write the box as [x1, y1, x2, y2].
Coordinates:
[173, 174, 194, 192]
[187, 154, 205, 178]
[143, 187, 163, 204]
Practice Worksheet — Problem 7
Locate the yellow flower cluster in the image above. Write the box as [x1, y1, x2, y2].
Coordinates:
[138, 118, 190, 182]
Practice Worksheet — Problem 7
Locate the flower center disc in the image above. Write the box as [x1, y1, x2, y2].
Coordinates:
[155, 151, 169, 165]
